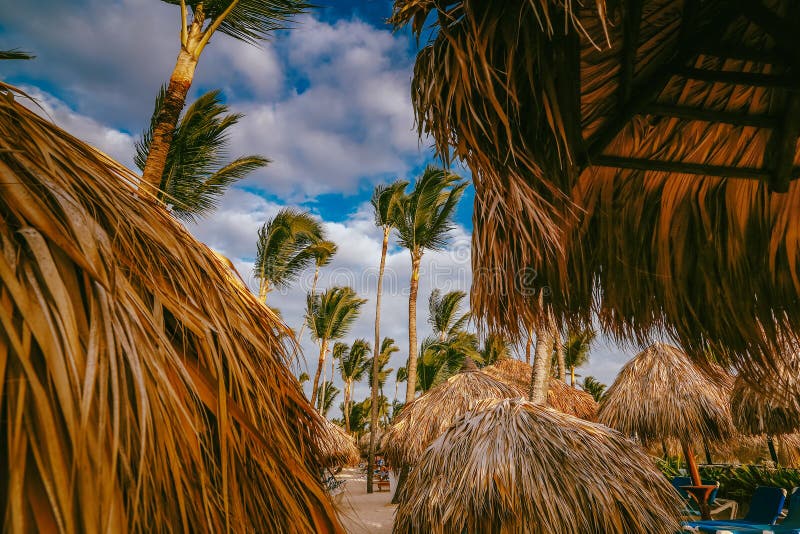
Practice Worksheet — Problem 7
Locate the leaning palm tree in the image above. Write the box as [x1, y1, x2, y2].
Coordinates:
[340, 339, 371, 433]
[367, 179, 407, 493]
[253, 208, 323, 302]
[141, 0, 311, 193]
[306, 286, 366, 407]
[563, 329, 596, 386]
[395, 167, 466, 403]
[428, 288, 470, 341]
[135, 89, 268, 221]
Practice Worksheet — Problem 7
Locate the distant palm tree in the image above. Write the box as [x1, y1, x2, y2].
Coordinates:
[582, 376, 607, 402]
[564, 329, 596, 386]
[293, 239, 337, 347]
[428, 289, 469, 341]
[368, 337, 398, 395]
[316, 381, 339, 417]
[306, 286, 366, 408]
[254, 208, 323, 302]
[395, 167, 466, 404]
[298, 372, 309, 384]
[136, 89, 267, 221]
[479, 333, 511, 367]
[367, 179, 407, 493]
[320, 342, 348, 414]
[0, 49, 34, 60]
[340, 339, 371, 433]
[142, 0, 310, 192]
[394, 366, 407, 404]
[553, 329, 567, 381]
[417, 331, 480, 392]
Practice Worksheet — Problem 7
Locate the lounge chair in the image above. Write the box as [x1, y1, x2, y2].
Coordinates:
[682, 488, 800, 534]
[683, 486, 788, 533]
[672, 476, 739, 519]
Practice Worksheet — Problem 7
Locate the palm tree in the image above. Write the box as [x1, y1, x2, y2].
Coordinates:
[563, 329, 596, 386]
[582, 376, 607, 402]
[135, 89, 267, 221]
[340, 339, 371, 433]
[253, 208, 323, 302]
[141, 0, 310, 192]
[293, 239, 337, 347]
[306, 286, 366, 408]
[417, 332, 480, 392]
[395, 167, 466, 404]
[553, 329, 567, 381]
[316, 381, 339, 417]
[320, 342, 348, 415]
[394, 366, 407, 404]
[428, 289, 469, 341]
[479, 333, 511, 367]
[0, 49, 34, 60]
[368, 337, 398, 396]
[298, 372, 309, 384]
[367, 179, 407, 493]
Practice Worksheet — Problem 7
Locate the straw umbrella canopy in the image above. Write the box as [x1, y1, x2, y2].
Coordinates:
[0, 85, 341, 533]
[359, 430, 384, 456]
[598, 343, 734, 488]
[484, 358, 599, 420]
[382, 365, 520, 468]
[317, 419, 359, 469]
[395, 398, 683, 534]
[391, 0, 800, 395]
[730, 374, 800, 464]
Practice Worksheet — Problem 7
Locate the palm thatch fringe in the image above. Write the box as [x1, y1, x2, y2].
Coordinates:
[651, 434, 800, 467]
[598, 344, 734, 444]
[730, 374, 800, 437]
[382, 369, 520, 468]
[393, 0, 800, 395]
[394, 398, 683, 534]
[0, 84, 342, 533]
[317, 418, 359, 469]
[358, 431, 384, 456]
[483, 358, 598, 420]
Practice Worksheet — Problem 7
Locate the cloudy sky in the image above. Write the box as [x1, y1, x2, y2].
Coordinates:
[0, 0, 636, 416]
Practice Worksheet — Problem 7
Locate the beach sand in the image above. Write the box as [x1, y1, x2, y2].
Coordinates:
[335, 467, 396, 533]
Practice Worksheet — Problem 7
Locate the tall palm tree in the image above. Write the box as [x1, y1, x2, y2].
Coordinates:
[367, 179, 407, 492]
[394, 366, 407, 404]
[306, 286, 365, 408]
[320, 342, 348, 414]
[135, 89, 267, 221]
[293, 239, 337, 347]
[369, 337, 398, 396]
[395, 167, 466, 404]
[340, 339, 371, 433]
[563, 329, 596, 386]
[479, 333, 511, 367]
[315, 381, 339, 417]
[253, 208, 323, 302]
[428, 289, 469, 341]
[141, 0, 311, 192]
[417, 332, 480, 392]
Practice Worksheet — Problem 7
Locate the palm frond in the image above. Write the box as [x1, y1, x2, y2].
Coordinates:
[371, 179, 409, 227]
[254, 208, 324, 290]
[0, 48, 35, 60]
[305, 286, 366, 343]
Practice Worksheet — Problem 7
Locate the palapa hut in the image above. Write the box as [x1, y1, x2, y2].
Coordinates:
[395, 398, 683, 534]
[392, 0, 800, 393]
[0, 85, 342, 533]
[317, 418, 360, 469]
[598, 344, 734, 488]
[484, 358, 599, 420]
[731, 374, 800, 464]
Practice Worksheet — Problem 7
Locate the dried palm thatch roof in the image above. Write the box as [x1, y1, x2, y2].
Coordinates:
[0, 86, 342, 533]
[730, 374, 800, 436]
[483, 358, 599, 420]
[382, 369, 520, 467]
[651, 434, 800, 466]
[393, 0, 800, 391]
[394, 398, 683, 534]
[317, 419, 359, 469]
[358, 430, 384, 455]
[598, 344, 734, 444]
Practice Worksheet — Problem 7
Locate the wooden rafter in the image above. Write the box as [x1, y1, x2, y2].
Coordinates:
[676, 67, 800, 90]
[618, 0, 643, 107]
[644, 104, 778, 128]
[734, 0, 800, 65]
[592, 155, 800, 180]
[696, 44, 787, 66]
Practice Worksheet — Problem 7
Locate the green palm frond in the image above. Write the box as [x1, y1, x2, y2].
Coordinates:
[340, 339, 371, 383]
[396, 366, 408, 383]
[305, 286, 366, 343]
[395, 166, 466, 256]
[0, 48, 35, 60]
[136, 88, 268, 220]
[254, 208, 325, 290]
[480, 333, 511, 367]
[368, 337, 398, 389]
[307, 239, 337, 268]
[417, 332, 480, 391]
[428, 288, 469, 339]
[563, 329, 596, 369]
[371, 179, 409, 228]
[316, 381, 340, 416]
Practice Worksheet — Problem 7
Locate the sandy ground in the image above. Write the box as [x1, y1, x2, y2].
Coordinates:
[335, 467, 397, 533]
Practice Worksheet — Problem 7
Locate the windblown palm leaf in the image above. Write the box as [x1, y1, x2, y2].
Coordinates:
[368, 337, 398, 390]
[340, 339, 371, 383]
[0, 85, 341, 533]
[479, 333, 511, 367]
[428, 288, 469, 340]
[417, 332, 481, 392]
[0, 48, 35, 60]
[582, 376, 607, 402]
[136, 88, 268, 220]
[306, 287, 366, 343]
[254, 208, 323, 293]
[371, 179, 409, 227]
[316, 381, 340, 417]
[307, 239, 337, 269]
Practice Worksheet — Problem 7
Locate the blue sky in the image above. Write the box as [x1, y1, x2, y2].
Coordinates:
[0, 0, 633, 415]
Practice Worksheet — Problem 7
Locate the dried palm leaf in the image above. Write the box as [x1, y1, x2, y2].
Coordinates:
[317, 418, 359, 469]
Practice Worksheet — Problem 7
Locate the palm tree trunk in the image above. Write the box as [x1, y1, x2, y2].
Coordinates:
[529, 320, 554, 404]
[767, 435, 779, 465]
[405, 253, 422, 405]
[344, 381, 351, 433]
[554, 331, 566, 381]
[310, 339, 328, 407]
[258, 279, 269, 303]
[368, 226, 390, 494]
[570, 366, 575, 387]
[525, 326, 533, 364]
[140, 48, 198, 194]
[294, 265, 320, 346]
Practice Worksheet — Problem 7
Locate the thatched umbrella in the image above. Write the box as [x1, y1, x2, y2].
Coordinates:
[598, 344, 734, 492]
[317, 419, 359, 469]
[484, 358, 599, 420]
[0, 85, 342, 533]
[358, 430, 384, 456]
[395, 398, 683, 534]
[391, 0, 800, 397]
[731, 374, 800, 465]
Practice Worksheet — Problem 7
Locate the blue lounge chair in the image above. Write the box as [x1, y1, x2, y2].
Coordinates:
[684, 486, 788, 533]
[685, 488, 800, 534]
[672, 476, 738, 519]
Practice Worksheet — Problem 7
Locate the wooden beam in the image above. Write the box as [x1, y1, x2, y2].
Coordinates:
[644, 104, 778, 128]
[695, 44, 787, 66]
[767, 95, 800, 192]
[733, 0, 800, 66]
[591, 155, 800, 180]
[555, 30, 584, 167]
[676, 67, 800, 89]
[618, 0, 643, 107]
